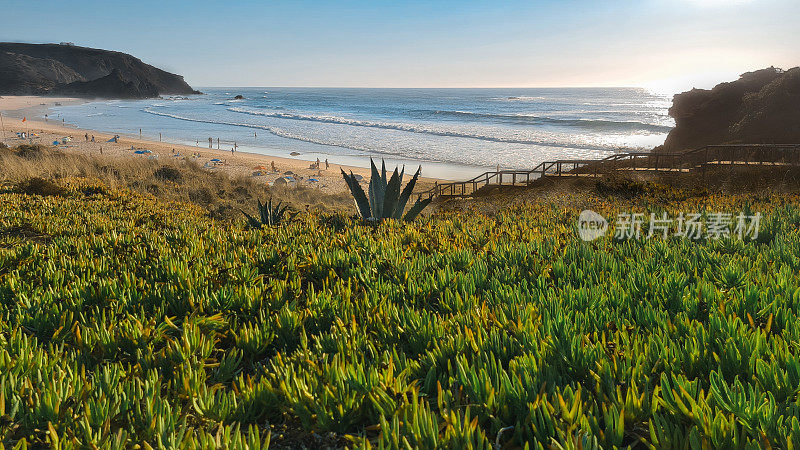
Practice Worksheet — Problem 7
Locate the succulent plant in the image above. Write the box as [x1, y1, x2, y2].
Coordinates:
[3, 178, 800, 448]
[242, 198, 296, 227]
[341, 158, 431, 221]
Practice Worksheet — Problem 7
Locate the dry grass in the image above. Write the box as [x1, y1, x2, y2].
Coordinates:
[0, 144, 354, 219]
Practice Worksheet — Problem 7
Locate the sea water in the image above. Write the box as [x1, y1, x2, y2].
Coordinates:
[48, 88, 673, 179]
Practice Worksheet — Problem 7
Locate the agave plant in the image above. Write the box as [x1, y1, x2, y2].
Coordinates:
[341, 159, 432, 221]
[243, 198, 296, 227]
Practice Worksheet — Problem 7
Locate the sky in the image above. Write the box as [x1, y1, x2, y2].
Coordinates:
[3, 0, 799, 93]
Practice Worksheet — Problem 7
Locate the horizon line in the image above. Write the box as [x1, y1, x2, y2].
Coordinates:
[193, 85, 653, 90]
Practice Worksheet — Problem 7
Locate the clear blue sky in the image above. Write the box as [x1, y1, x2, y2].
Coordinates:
[3, 0, 798, 92]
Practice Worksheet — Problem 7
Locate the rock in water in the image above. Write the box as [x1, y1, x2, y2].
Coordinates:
[0, 42, 200, 99]
[659, 67, 800, 151]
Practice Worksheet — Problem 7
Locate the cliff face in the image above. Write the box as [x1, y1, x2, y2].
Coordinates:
[0, 42, 200, 99]
[659, 67, 800, 151]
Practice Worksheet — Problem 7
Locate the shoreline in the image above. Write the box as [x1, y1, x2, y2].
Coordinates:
[0, 95, 445, 195]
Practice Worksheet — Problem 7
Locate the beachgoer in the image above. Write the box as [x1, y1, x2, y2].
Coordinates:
[100, 146, 103, 154]
[325, 159, 329, 169]
[271, 161, 277, 172]
[85, 133, 88, 141]
[208, 137, 212, 149]
[91, 135, 95, 142]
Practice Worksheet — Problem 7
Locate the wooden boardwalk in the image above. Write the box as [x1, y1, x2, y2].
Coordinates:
[420, 144, 800, 199]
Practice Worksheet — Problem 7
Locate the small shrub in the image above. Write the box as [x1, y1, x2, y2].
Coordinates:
[190, 187, 216, 205]
[153, 166, 184, 184]
[595, 176, 645, 198]
[15, 177, 67, 197]
[15, 144, 49, 159]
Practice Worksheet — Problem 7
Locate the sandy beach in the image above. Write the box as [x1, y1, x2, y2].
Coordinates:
[0, 96, 441, 195]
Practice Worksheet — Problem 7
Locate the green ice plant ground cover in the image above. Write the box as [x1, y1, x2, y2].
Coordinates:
[1, 179, 800, 448]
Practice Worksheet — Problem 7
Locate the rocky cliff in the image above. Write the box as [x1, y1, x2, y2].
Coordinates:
[659, 67, 800, 152]
[0, 42, 199, 99]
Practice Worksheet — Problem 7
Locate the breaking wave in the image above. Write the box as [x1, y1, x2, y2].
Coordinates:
[225, 107, 619, 150]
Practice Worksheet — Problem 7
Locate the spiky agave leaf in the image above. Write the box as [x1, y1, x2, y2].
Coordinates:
[383, 167, 403, 219]
[242, 210, 262, 228]
[341, 169, 371, 218]
[403, 196, 432, 222]
[369, 158, 386, 219]
[264, 199, 274, 225]
[270, 200, 283, 226]
[395, 166, 422, 219]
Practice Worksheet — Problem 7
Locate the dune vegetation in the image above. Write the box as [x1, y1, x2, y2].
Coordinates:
[1, 171, 800, 449]
[0, 144, 353, 219]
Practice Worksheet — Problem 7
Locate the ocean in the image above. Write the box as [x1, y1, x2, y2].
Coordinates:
[48, 87, 673, 179]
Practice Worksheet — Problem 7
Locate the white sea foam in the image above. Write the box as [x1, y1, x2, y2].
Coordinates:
[225, 107, 628, 150]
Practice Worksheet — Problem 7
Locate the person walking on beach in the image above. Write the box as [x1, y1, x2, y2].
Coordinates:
[91, 135, 95, 142]
[325, 159, 329, 170]
[85, 133, 88, 142]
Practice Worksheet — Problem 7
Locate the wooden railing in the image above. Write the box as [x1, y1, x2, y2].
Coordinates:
[420, 144, 800, 199]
